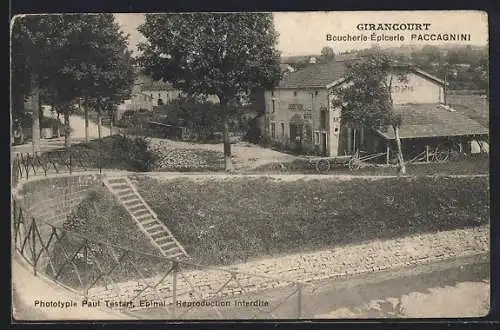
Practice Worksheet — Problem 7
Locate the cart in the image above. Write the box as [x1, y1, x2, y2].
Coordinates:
[310, 150, 387, 173]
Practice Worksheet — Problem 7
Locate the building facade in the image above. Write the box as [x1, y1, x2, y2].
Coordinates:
[263, 60, 455, 157]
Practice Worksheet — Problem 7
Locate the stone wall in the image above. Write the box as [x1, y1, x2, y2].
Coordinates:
[86, 225, 489, 312]
[15, 174, 103, 227]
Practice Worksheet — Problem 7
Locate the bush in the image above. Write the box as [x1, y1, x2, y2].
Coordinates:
[112, 135, 159, 171]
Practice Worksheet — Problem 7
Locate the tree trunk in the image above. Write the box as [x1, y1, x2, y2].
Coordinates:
[64, 111, 71, 148]
[30, 75, 41, 154]
[221, 101, 233, 172]
[110, 112, 114, 136]
[84, 106, 89, 144]
[55, 111, 61, 138]
[97, 111, 102, 140]
[393, 125, 406, 175]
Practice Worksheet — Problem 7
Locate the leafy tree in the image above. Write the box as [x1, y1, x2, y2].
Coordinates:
[137, 13, 281, 171]
[65, 14, 135, 141]
[320, 46, 335, 61]
[11, 14, 134, 150]
[333, 53, 407, 174]
[11, 15, 67, 152]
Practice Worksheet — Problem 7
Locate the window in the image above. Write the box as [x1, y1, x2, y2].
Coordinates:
[271, 123, 276, 138]
[315, 91, 319, 96]
[280, 123, 285, 136]
[158, 93, 161, 98]
[293, 91, 297, 96]
[272, 100, 275, 113]
[271, 91, 274, 96]
[314, 131, 320, 145]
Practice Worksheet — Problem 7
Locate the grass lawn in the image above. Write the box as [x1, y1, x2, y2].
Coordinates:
[48, 187, 161, 288]
[135, 175, 490, 266]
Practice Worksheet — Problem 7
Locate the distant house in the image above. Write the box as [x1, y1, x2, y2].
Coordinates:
[117, 74, 219, 120]
[264, 60, 488, 157]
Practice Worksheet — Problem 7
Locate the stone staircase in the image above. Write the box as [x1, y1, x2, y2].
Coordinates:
[102, 176, 188, 260]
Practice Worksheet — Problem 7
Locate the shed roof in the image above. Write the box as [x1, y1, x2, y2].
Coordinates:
[376, 103, 489, 140]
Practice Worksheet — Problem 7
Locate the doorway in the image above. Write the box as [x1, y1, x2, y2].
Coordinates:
[322, 132, 327, 156]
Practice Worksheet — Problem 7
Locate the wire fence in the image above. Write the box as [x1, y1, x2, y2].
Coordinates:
[11, 152, 306, 319]
[12, 197, 306, 319]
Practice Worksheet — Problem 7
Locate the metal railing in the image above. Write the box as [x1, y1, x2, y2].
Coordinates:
[12, 149, 103, 187]
[12, 197, 306, 319]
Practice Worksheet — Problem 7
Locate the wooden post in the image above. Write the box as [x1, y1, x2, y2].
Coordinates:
[172, 262, 178, 318]
[386, 143, 390, 165]
[83, 239, 88, 298]
[297, 283, 303, 318]
[353, 128, 357, 153]
[426, 145, 429, 163]
[31, 218, 37, 276]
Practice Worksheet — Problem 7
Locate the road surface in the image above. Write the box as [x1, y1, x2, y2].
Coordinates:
[11, 113, 110, 156]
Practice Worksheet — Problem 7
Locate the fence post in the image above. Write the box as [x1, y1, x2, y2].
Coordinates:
[83, 239, 88, 298]
[172, 261, 178, 318]
[296, 283, 302, 319]
[31, 218, 37, 276]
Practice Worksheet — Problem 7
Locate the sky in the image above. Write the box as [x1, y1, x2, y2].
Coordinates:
[114, 11, 488, 57]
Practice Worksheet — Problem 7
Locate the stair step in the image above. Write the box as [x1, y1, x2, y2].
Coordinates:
[159, 241, 178, 249]
[115, 188, 134, 195]
[138, 214, 155, 222]
[161, 246, 181, 254]
[128, 204, 148, 212]
[124, 199, 142, 206]
[121, 193, 138, 201]
[141, 219, 158, 227]
[145, 225, 163, 233]
[156, 236, 174, 244]
[165, 252, 186, 259]
[151, 231, 168, 240]
[107, 178, 128, 184]
[132, 209, 150, 217]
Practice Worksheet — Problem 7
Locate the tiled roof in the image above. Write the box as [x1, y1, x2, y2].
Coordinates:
[377, 103, 489, 140]
[278, 61, 348, 89]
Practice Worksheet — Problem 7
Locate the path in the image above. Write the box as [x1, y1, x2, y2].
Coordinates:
[11, 113, 110, 156]
[11, 256, 133, 320]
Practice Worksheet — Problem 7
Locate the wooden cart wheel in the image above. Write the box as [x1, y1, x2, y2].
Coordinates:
[348, 157, 361, 170]
[316, 159, 330, 173]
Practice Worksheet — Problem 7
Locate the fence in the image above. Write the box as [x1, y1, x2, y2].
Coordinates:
[11, 152, 306, 319]
[12, 197, 306, 319]
[12, 149, 103, 187]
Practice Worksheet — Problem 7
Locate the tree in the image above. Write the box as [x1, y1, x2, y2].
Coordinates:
[12, 14, 134, 151]
[137, 13, 281, 171]
[333, 52, 407, 174]
[64, 14, 134, 141]
[320, 46, 335, 61]
[11, 15, 67, 153]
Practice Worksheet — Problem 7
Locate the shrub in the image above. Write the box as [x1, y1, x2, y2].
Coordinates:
[112, 135, 159, 171]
